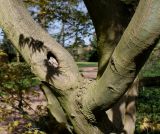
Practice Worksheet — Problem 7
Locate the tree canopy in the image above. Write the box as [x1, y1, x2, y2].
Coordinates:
[24, 0, 94, 46]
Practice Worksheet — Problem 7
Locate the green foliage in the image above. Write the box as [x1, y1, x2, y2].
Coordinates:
[136, 46, 160, 133]
[24, 0, 94, 46]
[7, 120, 47, 134]
[67, 44, 97, 62]
[0, 62, 40, 90]
[0, 49, 8, 56]
[141, 60, 160, 77]
[0, 32, 22, 62]
[0, 62, 48, 133]
[141, 46, 160, 77]
[137, 87, 160, 118]
[0, 62, 41, 113]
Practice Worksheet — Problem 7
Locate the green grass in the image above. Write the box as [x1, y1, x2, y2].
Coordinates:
[135, 87, 160, 133]
[141, 60, 160, 77]
[77, 62, 98, 67]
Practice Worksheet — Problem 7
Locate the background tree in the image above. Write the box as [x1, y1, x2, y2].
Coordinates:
[0, 33, 21, 62]
[24, 0, 94, 46]
[0, 0, 93, 61]
[0, 0, 159, 134]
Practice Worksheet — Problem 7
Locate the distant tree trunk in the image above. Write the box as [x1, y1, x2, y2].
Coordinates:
[57, 21, 65, 46]
[0, 0, 159, 133]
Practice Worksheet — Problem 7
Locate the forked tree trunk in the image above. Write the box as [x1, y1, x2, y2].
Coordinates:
[83, 1, 138, 133]
[0, 0, 159, 133]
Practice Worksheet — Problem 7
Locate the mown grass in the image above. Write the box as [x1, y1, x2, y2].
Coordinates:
[77, 62, 98, 67]
[136, 61, 160, 133]
[141, 60, 160, 77]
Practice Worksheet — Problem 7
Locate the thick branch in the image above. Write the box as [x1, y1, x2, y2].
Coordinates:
[0, 0, 81, 90]
[82, 0, 160, 118]
[41, 84, 67, 123]
[84, 0, 133, 78]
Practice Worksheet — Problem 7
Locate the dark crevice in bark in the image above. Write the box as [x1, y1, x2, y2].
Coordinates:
[93, 110, 127, 134]
[134, 36, 160, 75]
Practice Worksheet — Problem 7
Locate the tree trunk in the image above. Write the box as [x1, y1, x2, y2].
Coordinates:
[0, 0, 159, 133]
[84, 0, 132, 76]
[106, 78, 139, 134]
[83, 1, 138, 132]
[57, 21, 65, 46]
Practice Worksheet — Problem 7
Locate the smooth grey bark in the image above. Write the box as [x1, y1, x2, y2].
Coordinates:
[0, 0, 81, 90]
[84, 0, 134, 78]
[82, 0, 160, 122]
[83, 1, 137, 133]
[0, 0, 160, 133]
[106, 78, 139, 133]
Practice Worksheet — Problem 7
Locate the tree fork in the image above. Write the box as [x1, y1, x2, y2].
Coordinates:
[0, 0, 160, 133]
[82, 0, 160, 119]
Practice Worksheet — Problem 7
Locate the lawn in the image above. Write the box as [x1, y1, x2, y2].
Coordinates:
[77, 62, 97, 67]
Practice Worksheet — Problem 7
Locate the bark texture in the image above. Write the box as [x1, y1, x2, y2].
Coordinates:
[0, 0, 160, 134]
[0, 0, 81, 90]
[84, 0, 134, 78]
[82, 0, 160, 116]
[106, 78, 139, 133]
[84, 1, 138, 133]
